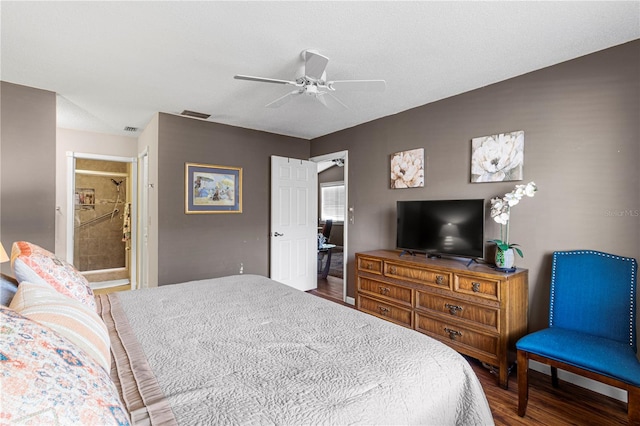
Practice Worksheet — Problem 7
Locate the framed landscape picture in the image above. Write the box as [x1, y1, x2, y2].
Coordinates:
[185, 163, 242, 214]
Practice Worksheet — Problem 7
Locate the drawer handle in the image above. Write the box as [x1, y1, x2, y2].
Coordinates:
[436, 275, 444, 285]
[378, 306, 390, 315]
[445, 303, 463, 315]
[444, 327, 462, 340]
[379, 286, 390, 295]
[389, 265, 397, 274]
[472, 282, 481, 292]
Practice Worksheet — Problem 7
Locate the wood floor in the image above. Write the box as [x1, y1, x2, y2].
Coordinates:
[309, 276, 630, 425]
[309, 274, 345, 303]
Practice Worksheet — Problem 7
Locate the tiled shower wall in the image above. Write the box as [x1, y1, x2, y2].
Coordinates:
[74, 159, 128, 272]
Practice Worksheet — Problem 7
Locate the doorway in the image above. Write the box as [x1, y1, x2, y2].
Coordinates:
[66, 153, 137, 291]
[310, 151, 349, 304]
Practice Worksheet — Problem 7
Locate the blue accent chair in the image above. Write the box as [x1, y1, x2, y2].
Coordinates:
[516, 250, 639, 424]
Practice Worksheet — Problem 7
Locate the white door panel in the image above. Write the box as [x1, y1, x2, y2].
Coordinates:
[270, 156, 317, 291]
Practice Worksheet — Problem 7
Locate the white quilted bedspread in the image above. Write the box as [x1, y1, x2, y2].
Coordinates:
[116, 274, 494, 425]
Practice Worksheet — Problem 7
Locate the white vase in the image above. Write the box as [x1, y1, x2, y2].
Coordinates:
[495, 248, 515, 269]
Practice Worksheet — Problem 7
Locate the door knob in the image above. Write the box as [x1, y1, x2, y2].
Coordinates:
[273, 232, 284, 237]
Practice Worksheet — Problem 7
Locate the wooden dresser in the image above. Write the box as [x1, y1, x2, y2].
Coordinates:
[355, 249, 528, 388]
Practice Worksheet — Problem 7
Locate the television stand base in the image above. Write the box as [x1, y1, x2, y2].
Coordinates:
[466, 257, 482, 267]
[427, 254, 442, 259]
[399, 250, 417, 257]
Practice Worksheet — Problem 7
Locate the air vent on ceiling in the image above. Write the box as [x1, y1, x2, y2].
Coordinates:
[123, 126, 139, 132]
[181, 110, 211, 120]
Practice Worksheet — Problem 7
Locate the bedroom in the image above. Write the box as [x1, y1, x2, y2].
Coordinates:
[1, 1, 639, 424]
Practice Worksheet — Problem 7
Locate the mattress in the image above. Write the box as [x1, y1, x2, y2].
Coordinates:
[97, 274, 494, 425]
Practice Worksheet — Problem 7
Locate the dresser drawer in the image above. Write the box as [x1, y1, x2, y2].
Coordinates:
[415, 312, 498, 357]
[415, 291, 499, 332]
[455, 274, 500, 301]
[384, 262, 451, 289]
[358, 257, 383, 274]
[358, 295, 413, 328]
[358, 277, 412, 307]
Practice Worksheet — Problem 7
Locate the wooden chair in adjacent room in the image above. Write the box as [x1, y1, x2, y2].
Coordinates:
[516, 250, 639, 425]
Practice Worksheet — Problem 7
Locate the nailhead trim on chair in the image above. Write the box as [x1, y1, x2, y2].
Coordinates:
[550, 250, 637, 348]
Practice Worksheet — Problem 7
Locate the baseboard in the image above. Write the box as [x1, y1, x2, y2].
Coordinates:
[90, 279, 130, 290]
[529, 360, 627, 402]
[345, 296, 355, 306]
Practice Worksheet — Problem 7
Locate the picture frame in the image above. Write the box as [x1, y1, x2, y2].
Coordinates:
[470, 130, 524, 183]
[390, 148, 424, 189]
[185, 162, 242, 214]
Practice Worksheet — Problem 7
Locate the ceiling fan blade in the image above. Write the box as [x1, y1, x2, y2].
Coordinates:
[265, 90, 300, 108]
[234, 74, 296, 85]
[316, 92, 347, 111]
[303, 50, 329, 80]
[328, 80, 386, 92]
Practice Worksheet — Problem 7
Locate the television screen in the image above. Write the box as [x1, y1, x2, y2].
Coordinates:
[396, 199, 485, 259]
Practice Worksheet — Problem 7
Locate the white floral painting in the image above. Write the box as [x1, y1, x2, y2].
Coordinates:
[471, 130, 524, 182]
[390, 148, 424, 189]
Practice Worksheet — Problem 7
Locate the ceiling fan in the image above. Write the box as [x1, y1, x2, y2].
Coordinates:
[234, 49, 386, 110]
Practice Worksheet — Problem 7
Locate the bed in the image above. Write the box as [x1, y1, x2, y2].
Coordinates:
[2, 241, 494, 425]
[98, 275, 494, 425]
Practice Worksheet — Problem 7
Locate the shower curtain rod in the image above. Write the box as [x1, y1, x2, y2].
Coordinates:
[75, 169, 128, 177]
[75, 209, 119, 228]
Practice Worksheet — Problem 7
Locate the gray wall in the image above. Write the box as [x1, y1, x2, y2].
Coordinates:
[0, 82, 56, 274]
[156, 113, 309, 285]
[311, 40, 640, 331]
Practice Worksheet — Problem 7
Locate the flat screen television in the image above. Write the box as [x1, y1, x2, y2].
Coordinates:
[396, 199, 485, 259]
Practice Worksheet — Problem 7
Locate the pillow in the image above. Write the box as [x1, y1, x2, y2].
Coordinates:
[9, 280, 111, 371]
[11, 241, 96, 310]
[0, 306, 129, 425]
[0, 273, 18, 306]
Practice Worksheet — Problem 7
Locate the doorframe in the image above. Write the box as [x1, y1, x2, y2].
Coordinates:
[65, 151, 138, 290]
[138, 147, 149, 290]
[310, 150, 350, 304]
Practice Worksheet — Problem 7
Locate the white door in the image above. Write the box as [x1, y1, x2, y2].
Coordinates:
[270, 156, 318, 291]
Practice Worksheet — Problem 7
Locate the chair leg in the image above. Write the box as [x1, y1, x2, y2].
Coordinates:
[629, 386, 640, 426]
[551, 366, 559, 388]
[517, 350, 529, 417]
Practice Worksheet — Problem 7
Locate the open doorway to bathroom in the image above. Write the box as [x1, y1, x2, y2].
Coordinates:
[310, 151, 349, 305]
[66, 153, 137, 292]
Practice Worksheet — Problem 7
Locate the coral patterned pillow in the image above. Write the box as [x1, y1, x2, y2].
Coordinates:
[10, 241, 96, 310]
[9, 281, 111, 371]
[0, 306, 129, 425]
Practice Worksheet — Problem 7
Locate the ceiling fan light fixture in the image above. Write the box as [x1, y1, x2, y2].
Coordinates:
[234, 49, 385, 110]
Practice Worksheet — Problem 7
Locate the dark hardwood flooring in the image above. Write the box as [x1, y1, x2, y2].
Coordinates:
[310, 274, 345, 304]
[308, 278, 630, 425]
[469, 357, 627, 425]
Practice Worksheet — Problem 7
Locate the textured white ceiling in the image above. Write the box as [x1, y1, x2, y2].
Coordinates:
[1, 1, 639, 140]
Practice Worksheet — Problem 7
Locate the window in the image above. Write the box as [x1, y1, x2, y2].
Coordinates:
[320, 181, 345, 222]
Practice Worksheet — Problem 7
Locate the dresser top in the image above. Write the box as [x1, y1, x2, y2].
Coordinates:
[357, 249, 528, 278]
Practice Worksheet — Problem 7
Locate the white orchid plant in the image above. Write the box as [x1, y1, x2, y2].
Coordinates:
[489, 181, 538, 258]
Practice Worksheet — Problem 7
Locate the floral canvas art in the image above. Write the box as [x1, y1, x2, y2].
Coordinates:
[390, 148, 424, 189]
[471, 130, 524, 182]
